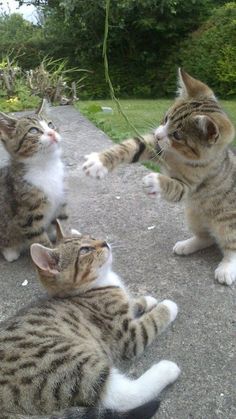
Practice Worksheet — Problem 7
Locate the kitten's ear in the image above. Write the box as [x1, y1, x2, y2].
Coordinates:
[36, 98, 50, 116]
[177, 68, 215, 100]
[55, 219, 65, 242]
[0, 112, 17, 139]
[30, 244, 60, 277]
[194, 115, 219, 144]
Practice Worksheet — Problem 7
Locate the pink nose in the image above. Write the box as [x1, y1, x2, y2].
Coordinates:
[48, 130, 57, 143]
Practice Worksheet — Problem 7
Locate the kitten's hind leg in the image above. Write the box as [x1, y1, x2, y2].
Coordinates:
[2, 247, 20, 262]
[215, 251, 236, 285]
[173, 235, 214, 255]
[102, 362, 180, 411]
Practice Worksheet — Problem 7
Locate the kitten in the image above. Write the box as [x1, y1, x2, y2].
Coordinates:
[0, 221, 180, 419]
[83, 69, 236, 286]
[0, 100, 67, 262]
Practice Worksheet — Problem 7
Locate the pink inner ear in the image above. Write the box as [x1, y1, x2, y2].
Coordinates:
[31, 244, 59, 275]
[207, 120, 217, 138]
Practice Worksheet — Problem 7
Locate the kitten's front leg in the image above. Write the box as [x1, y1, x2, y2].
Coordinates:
[123, 299, 178, 359]
[143, 172, 188, 202]
[83, 135, 157, 179]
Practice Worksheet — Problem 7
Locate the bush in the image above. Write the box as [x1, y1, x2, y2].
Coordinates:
[178, 2, 236, 97]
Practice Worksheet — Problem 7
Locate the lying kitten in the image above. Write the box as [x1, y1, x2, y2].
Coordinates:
[0, 100, 67, 262]
[0, 221, 180, 419]
[83, 69, 236, 286]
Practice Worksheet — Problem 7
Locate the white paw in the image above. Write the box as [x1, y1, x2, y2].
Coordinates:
[215, 262, 236, 286]
[2, 248, 20, 262]
[173, 239, 195, 255]
[144, 296, 158, 311]
[143, 172, 161, 196]
[82, 152, 108, 179]
[161, 299, 178, 322]
[152, 360, 181, 384]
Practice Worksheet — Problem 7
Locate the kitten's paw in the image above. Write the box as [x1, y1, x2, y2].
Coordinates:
[152, 360, 181, 384]
[2, 248, 20, 262]
[144, 295, 158, 311]
[82, 152, 108, 179]
[143, 172, 161, 197]
[173, 236, 214, 255]
[173, 239, 196, 255]
[215, 261, 236, 286]
[161, 299, 178, 322]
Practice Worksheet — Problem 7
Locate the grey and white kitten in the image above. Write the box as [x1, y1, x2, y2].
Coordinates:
[0, 99, 67, 262]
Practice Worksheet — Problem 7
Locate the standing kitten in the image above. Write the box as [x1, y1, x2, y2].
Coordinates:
[0, 221, 180, 418]
[0, 100, 67, 262]
[83, 69, 236, 286]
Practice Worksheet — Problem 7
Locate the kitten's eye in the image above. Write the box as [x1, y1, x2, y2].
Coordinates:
[29, 127, 39, 134]
[48, 122, 55, 129]
[79, 246, 95, 255]
[172, 131, 181, 141]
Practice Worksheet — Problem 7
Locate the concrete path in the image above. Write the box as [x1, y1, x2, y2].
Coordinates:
[0, 106, 235, 419]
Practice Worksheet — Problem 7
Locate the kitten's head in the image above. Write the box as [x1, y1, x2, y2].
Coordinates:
[0, 99, 61, 161]
[30, 221, 111, 297]
[154, 69, 235, 162]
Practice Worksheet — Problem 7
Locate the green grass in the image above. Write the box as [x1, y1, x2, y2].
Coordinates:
[76, 98, 236, 146]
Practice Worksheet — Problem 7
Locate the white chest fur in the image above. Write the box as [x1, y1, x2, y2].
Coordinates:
[24, 155, 65, 225]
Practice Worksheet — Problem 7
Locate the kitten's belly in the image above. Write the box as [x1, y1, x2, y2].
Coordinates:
[24, 159, 65, 226]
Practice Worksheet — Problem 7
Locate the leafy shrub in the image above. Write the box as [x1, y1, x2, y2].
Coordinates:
[178, 2, 236, 97]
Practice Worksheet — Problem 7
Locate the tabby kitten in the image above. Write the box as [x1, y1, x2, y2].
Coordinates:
[0, 100, 67, 262]
[83, 69, 236, 286]
[0, 221, 180, 419]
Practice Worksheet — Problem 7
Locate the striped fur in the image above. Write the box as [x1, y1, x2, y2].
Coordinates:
[0, 100, 67, 262]
[0, 224, 179, 417]
[83, 70, 236, 285]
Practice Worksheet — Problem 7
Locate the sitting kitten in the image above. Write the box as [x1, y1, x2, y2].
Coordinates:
[0, 221, 180, 419]
[0, 100, 67, 262]
[83, 69, 236, 286]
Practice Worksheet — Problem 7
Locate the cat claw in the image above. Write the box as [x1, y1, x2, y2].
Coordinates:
[83, 153, 108, 179]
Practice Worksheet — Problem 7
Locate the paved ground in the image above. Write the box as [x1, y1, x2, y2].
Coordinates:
[0, 105, 235, 419]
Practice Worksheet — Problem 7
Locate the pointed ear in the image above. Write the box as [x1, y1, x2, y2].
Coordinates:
[36, 98, 50, 116]
[71, 228, 82, 237]
[0, 112, 17, 139]
[30, 244, 60, 277]
[55, 219, 65, 242]
[194, 115, 219, 144]
[177, 68, 215, 100]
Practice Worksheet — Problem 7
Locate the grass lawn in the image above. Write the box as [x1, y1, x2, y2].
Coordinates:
[76, 99, 236, 145]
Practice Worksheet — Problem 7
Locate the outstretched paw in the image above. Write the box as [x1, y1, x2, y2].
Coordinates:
[82, 152, 108, 179]
[143, 172, 161, 197]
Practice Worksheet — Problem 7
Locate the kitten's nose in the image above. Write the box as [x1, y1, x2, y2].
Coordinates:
[48, 130, 58, 143]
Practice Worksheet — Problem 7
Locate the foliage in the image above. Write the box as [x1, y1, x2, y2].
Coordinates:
[26, 57, 89, 103]
[9, 1, 236, 99]
[178, 2, 236, 97]
[0, 13, 44, 69]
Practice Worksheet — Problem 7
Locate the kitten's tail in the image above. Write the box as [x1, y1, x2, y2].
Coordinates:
[4, 399, 160, 419]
